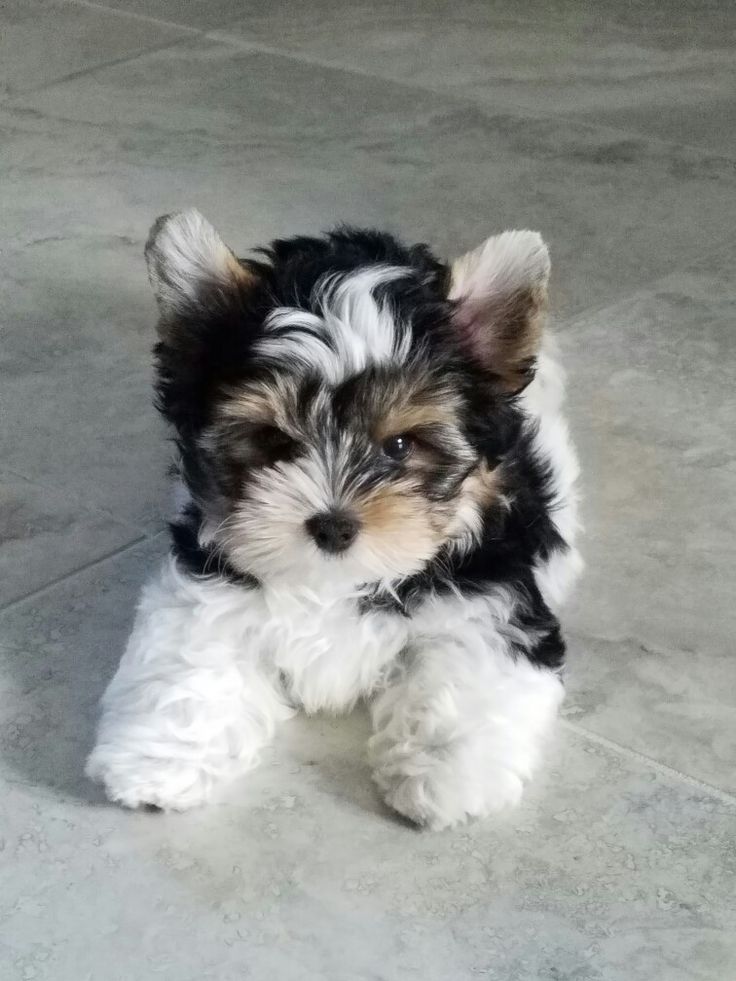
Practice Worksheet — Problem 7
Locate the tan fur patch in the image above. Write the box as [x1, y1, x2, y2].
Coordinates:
[219, 380, 291, 428]
[374, 386, 461, 440]
[225, 251, 254, 287]
[358, 483, 447, 563]
[461, 460, 500, 509]
[491, 284, 547, 392]
[443, 461, 502, 546]
[449, 230, 550, 393]
[453, 285, 547, 393]
[357, 461, 501, 568]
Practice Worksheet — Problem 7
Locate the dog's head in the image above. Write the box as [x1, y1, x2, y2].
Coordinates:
[146, 210, 550, 587]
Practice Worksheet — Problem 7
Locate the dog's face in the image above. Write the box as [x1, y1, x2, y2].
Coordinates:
[146, 212, 550, 587]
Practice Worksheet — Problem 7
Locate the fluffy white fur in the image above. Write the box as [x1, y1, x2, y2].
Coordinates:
[146, 209, 245, 317]
[87, 558, 564, 826]
[257, 266, 412, 384]
[87, 347, 580, 828]
[523, 339, 583, 611]
[369, 590, 565, 829]
[449, 229, 550, 310]
[86, 559, 294, 810]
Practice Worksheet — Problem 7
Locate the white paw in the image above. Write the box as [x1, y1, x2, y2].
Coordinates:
[85, 749, 215, 811]
[371, 747, 527, 830]
[369, 655, 563, 829]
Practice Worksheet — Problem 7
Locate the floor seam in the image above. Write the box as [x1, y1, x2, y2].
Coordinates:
[5, 30, 197, 101]
[3, 467, 162, 541]
[204, 30, 736, 167]
[560, 719, 736, 806]
[552, 230, 736, 325]
[69, 0, 202, 35]
[0, 533, 166, 616]
[5, 14, 735, 168]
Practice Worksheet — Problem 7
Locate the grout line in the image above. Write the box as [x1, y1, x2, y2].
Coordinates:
[555, 236, 736, 326]
[5, 4, 734, 169]
[0, 533, 166, 616]
[3, 467, 163, 541]
[205, 32, 412, 83]
[560, 719, 736, 806]
[4, 32, 196, 102]
[204, 30, 736, 167]
[69, 0, 202, 35]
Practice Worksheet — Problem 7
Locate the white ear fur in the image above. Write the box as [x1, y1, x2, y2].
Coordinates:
[449, 230, 550, 311]
[449, 230, 550, 392]
[145, 209, 249, 321]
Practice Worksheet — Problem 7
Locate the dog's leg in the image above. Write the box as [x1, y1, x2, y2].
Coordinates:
[368, 598, 564, 830]
[86, 555, 291, 810]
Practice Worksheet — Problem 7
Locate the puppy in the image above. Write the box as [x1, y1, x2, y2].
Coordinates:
[86, 211, 581, 829]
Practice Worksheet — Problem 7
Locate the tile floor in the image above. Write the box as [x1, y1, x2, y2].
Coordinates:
[1, 1, 734, 978]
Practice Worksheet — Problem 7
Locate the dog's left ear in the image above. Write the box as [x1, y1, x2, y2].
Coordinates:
[449, 230, 550, 394]
[145, 209, 252, 338]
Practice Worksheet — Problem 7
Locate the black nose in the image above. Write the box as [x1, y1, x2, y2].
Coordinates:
[305, 510, 360, 554]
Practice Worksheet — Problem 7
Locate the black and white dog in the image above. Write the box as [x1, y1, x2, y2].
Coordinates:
[86, 211, 581, 829]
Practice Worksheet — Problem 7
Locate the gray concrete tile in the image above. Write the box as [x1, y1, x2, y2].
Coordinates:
[561, 263, 736, 792]
[0, 539, 163, 799]
[1, 366, 168, 534]
[0, 0, 190, 97]
[0, 473, 142, 607]
[1, 538, 734, 981]
[217, 0, 736, 154]
[99, 0, 254, 30]
[0, 237, 169, 531]
[573, 89, 736, 158]
[3, 39, 735, 322]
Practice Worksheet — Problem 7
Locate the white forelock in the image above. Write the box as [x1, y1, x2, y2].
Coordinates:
[256, 265, 412, 383]
[146, 208, 239, 314]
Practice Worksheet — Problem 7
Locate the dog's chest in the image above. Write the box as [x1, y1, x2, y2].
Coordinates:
[258, 586, 408, 714]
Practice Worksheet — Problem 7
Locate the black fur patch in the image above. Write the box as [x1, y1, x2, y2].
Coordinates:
[170, 504, 258, 588]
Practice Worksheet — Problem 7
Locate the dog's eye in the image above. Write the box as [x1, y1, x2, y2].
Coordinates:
[381, 434, 414, 461]
[254, 425, 297, 462]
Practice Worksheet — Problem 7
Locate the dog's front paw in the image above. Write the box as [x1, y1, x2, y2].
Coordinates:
[371, 749, 526, 830]
[86, 747, 215, 811]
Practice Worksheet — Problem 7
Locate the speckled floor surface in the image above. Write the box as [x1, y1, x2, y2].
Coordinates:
[1, 2, 735, 978]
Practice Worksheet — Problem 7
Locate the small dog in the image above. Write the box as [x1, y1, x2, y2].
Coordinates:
[86, 211, 581, 829]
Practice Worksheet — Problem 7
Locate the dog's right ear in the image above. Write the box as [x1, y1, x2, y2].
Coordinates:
[145, 209, 253, 339]
[448, 230, 550, 394]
